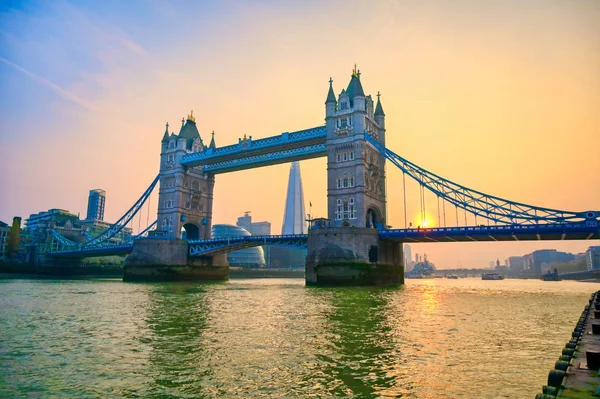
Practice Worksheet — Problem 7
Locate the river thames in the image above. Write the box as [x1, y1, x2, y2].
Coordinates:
[1, 277, 597, 398]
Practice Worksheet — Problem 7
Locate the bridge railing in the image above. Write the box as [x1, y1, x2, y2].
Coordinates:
[380, 221, 598, 235]
[188, 234, 308, 245]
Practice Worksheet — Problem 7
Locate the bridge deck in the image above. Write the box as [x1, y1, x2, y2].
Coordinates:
[379, 222, 599, 243]
[47, 223, 598, 258]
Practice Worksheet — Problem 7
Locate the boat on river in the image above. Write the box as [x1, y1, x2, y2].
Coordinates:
[482, 273, 505, 280]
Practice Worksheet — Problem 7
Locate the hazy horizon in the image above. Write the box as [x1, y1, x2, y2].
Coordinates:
[1, 0, 599, 268]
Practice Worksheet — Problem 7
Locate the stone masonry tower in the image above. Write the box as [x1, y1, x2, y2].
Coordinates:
[157, 111, 215, 240]
[325, 66, 387, 228]
[306, 67, 402, 286]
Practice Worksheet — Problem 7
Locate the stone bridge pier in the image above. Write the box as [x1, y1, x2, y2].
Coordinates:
[305, 227, 404, 286]
[123, 237, 228, 282]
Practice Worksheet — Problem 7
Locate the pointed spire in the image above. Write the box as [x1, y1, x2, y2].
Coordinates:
[374, 91, 385, 116]
[181, 117, 185, 127]
[209, 131, 216, 149]
[346, 65, 364, 98]
[325, 77, 336, 104]
[162, 122, 169, 142]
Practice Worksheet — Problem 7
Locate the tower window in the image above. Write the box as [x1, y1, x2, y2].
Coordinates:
[336, 153, 341, 162]
[349, 151, 355, 160]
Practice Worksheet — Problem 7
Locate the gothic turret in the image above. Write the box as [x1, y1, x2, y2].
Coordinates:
[374, 92, 385, 130]
[178, 110, 201, 150]
[346, 67, 365, 99]
[325, 77, 336, 118]
[209, 131, 216, 149]
[161, 123, 170, 143]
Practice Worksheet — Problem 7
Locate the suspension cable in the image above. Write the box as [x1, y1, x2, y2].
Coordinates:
[423, 185, 426, 226]
[455, 204, 459, 227]
[419, 184, 424, 227]
[146, 193, 151, 230]
[137, 207, 142, 235]
[443, 199, 447, 227]
[402, 172, 407, 229]
[437, 196, 441, 227]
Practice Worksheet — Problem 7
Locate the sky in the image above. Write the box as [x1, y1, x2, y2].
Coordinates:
[0, 0, 599, 268]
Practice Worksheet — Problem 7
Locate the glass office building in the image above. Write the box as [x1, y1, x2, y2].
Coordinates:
[86, 189, 106, 221]
[212, 224, 266, 268]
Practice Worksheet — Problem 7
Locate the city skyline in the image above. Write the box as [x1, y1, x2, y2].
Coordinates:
[1, 0, 599, 268]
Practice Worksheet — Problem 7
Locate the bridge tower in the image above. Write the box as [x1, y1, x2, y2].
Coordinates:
[325, 66, 387, 228]
[306, 67, 403, 286]
[157, 112, 215, 240]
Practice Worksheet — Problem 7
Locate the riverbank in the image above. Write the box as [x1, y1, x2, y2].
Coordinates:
[535, 290, 600, 398]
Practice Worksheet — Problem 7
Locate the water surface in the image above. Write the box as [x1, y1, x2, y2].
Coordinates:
[1, 277, 596, 398]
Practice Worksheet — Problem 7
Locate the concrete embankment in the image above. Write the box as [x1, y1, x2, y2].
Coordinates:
[535, 290, 600, 398]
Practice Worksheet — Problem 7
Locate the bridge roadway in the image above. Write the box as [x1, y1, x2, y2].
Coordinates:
[47, 221, 599, 259]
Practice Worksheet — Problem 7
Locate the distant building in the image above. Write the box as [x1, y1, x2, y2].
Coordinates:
[236, 212, 271, 236]
[236, 211, 272, 266]
[522, 249, 575, 275]
[25, 208, 131, 252]
[25, 209, 82, 239]
[506, 256, 524, 272]
[269, 161, 308, 269]
[282, 162, 307, 234]
[0, 217, 34, 262]
[212, 224, 265, 268]
[404, 244, 413, 269]
[86, 189, 106, 221]
[587, 246, 600, 271]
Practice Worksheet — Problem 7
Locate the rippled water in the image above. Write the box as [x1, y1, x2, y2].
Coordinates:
[1, 276, 597, 398]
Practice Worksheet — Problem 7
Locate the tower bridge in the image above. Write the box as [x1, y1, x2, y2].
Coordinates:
[47, 67, 600, 285]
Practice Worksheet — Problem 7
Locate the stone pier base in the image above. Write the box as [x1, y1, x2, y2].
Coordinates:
[123, 238, 228, 282]
[305, 227, 404, 287]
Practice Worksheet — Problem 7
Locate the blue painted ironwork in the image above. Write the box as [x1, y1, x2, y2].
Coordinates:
[50, 229, 79, 251]
[83, 232, 93, 241]
[379, 221, 599, 243]
[48, 243, 134, 258]
[188, 234, 307, 256]
[83, 175, 160, 247]
[135, 220, 157, 238]
[201, 144, 326, 173]
[365, 133, 600, 225]
[181, 126, 326, 166]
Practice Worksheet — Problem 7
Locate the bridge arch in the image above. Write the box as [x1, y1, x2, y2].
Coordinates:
[182, 223, 201, 240]
[366, 206, 382, 229]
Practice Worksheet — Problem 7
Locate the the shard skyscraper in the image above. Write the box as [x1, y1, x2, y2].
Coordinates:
[281, 161, 307, 234]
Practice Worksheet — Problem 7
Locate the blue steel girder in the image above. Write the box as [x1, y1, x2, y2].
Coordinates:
[379, 221, 599, 243]
[50, 229, 80, 251]
[200, 144, 326, 174]
[83, 175, 159, 247]
[188, 234, 307, 256]
[180, 126, 326, 171]
[364, 134, 600, 225]
[48, 243, 134, 259]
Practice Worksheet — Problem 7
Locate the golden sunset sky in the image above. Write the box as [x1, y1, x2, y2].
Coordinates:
[0, 0, 598, 268]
